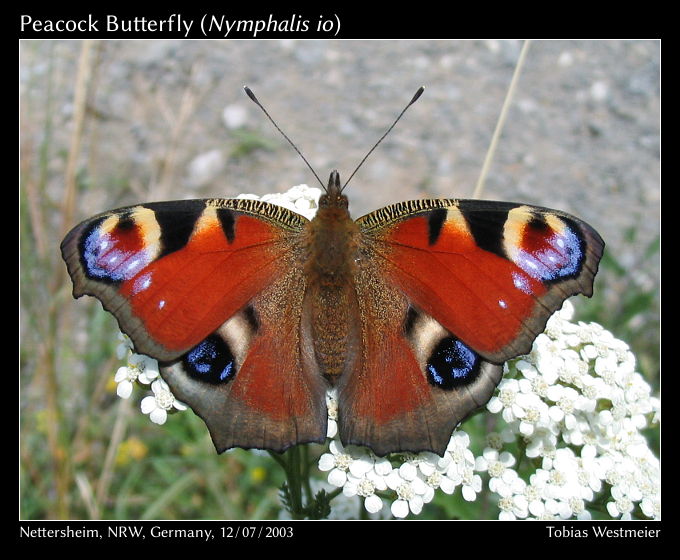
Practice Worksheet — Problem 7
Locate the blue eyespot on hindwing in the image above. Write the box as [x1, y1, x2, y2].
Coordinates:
[183, 334, 236, 384]
[425, 336, 482, 389]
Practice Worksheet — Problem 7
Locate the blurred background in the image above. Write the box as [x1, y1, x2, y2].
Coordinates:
[19, 39, 659, 519]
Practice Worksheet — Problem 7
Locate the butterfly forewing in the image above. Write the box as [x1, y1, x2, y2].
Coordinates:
[356, 199, 604, 363]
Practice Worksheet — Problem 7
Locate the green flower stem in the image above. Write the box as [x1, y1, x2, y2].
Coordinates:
[269, 446, 310, 519]
[269, 445, 343, 519]
[327, 487, 343, 500]
[267, 450, 287, 471]
[301, 446, 315, 505]
[290, 446, 305, 519]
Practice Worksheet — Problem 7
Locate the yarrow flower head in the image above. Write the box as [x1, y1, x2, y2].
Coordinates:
[140, 379, 187, 425]
[477, 301, 660, 520]
[318, 440, 365, 487]
[113, 333, 185, 425]
[114, 333, 160, 398]
[114, 353, 160, 398]
[236, 184, 322, 220]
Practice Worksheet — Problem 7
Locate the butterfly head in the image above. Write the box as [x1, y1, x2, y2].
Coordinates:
[319, 170, 349, 210]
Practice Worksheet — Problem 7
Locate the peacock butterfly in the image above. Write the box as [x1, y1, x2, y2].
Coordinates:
[60, 87, 604, 457]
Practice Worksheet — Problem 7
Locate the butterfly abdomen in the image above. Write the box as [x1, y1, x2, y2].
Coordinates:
[301, 190, 363, 383]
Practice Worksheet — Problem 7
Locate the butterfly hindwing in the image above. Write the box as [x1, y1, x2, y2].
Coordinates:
[61, 198, 328, 452]
[337, 259, 503, 456]
[160, 270, 329, 453]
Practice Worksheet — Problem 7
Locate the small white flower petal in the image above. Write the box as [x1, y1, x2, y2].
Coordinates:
[116, 380, 133, 399]
[349, 457, 373, 478]
[462, 485, 477, 502]
[318, 454, 335, 472]
[149, 407, 167, 425]
[391, 499, 409, 519]
[140, 395, 157, 414]
[327, 468, 347, 487]
[399, 462, 418, 481]
[439, 477, 457, 495]
[364, 494, 383, 514]
[409, 495, 424, 515]
[115, 366, 129, 383]
[374, 457, 393, 476]
[385, 470, 404, 490]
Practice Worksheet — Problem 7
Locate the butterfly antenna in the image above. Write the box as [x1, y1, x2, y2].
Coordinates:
[243, 86, 326, 191]
[342, 86, 425, 192]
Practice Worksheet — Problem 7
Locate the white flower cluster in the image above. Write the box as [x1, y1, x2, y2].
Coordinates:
[318, 421, 483, 518]
[235, 184, 322, 220]
[484, 301, 660, 520]
[318, 301, 660, 520]
[114, 333, 186, 424]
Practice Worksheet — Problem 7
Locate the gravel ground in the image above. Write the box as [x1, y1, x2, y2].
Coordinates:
[21, 38, 660, 320]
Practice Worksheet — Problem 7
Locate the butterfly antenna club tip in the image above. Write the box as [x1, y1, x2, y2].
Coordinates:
[410, 86, 425, 105]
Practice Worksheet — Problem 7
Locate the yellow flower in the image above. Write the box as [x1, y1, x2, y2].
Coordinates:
[116, 437, 148, 466]
[250, 466, 267, 484]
